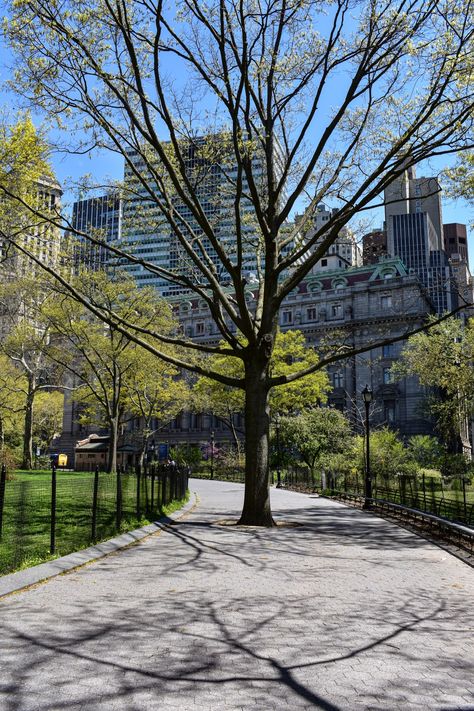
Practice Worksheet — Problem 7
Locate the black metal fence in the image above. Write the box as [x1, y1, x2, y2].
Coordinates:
[274, 465, 474, 528]
[0, 463, 189, 575]
[191, 465, 246, 483]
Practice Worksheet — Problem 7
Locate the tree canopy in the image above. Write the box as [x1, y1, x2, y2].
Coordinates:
[3, 0, 474, 522]
[393, 316, 474, 452]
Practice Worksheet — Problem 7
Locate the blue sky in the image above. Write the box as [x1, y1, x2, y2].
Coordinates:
[0, 29, 472, 262]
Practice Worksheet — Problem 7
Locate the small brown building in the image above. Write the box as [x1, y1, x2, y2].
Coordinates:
[75, 434, 138, 471]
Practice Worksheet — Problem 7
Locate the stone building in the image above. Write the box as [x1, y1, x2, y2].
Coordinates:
[167, 257, 435, 443]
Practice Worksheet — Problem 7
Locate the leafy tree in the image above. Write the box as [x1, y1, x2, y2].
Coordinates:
[444, 152, 474, 206]
[0, 354, 26, 464]
[169, 445, 202, 468]
[393, 317, 474, 451]
[355, 428, 417, 487]
[0, 278, 64, 469]
[279, 407, 351, 480]
[32, 390, 64, 455]
[43, 271, 180, 472]
[124, 348, 189, 466]
[407, 435, 443, 469]
[4, 0, 474, 523]
[192, 330, 330, 449]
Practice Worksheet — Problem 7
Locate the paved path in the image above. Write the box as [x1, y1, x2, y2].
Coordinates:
[1, 480, 473, 711]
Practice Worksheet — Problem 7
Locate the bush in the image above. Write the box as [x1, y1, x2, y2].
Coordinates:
[418, 467, 442, 480]
[169, 444, 202, 467]
[0, 446, 21, 476]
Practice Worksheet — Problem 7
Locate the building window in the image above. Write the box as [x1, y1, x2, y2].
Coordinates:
[332, 303, 342, 318]
[196, 322, 205, 335]
[382, 344, 395, 357]
[321, 258, 328, 266]
[282, 311, 293, 325]
[383, 367, 393, 384]
[333, 371, 344, 388]
[381, 295, 392, 309]
[307, 307, 317, 321]
[384, 400, 396, 422]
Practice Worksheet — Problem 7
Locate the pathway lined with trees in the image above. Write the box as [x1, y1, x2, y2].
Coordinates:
[1, 479, 473, 710]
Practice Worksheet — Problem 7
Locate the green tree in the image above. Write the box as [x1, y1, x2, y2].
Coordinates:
[0, 354, 26, 465]
[0, 278, 64, 469]
[4, 0, 474, 523]
[44, 271, 180, 472]
[356, 429, 416, 487]
[279, 408, 351, 480]
[192, 330, 331, 449]
[407, 435, 443, 469]
[444, 152, 474, 206]
[32, 390, 64, 455]
[124, 348, 189, 467]
[393, 317, 474, 451]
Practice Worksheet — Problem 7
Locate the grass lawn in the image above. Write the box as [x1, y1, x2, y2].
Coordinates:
[0, 469, 188, 575]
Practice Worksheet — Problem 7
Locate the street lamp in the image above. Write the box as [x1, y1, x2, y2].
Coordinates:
[275, 414, 282, 488]
[210, 430, 215, 480]
[362, 384, 373, 508]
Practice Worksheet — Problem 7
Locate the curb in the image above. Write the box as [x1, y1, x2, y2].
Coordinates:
[0, 492, 197, 600]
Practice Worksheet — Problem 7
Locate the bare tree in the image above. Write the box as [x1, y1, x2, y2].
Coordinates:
[2, 0, 473, 522]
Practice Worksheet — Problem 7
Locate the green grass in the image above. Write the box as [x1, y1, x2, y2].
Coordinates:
[0, 469, 189, 575]
[12, 469, 96, 482]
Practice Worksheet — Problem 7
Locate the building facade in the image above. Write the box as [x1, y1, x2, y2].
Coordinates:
[72, 193, 122, 271]
[384, 167, 460, 313]
[117, 138, 280, 295]
[362, 230, 387, 265]
[444, 223, 469, 261]
[0, 175, 62, 278]
[170, 258, 435, 442]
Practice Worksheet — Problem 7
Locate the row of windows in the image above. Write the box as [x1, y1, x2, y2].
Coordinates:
[280, 294, 393, 325]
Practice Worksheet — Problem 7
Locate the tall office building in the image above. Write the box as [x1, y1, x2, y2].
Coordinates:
[0, 175, 63, 338]
[444, 223, 469, 261]
[385, 167, 444, 253]
[0, 175, 63, 277]
[72, 193, 122, 271]
[384, 166, 457, 312]
[118, 137, 283, 295]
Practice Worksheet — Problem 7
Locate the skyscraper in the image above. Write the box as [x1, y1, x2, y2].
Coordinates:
[385, 167, 444, 254]
[118, 137, 281, 295]
[384, 166, 457, 313]
[72, 193, 122, 271]
[0, 175, 63, 278]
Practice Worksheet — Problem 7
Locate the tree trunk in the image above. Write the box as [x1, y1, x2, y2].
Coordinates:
[21, 374, 35, 470]
[229, 416, 241, 456]
[108, 415, 119, 473]
[138, 429, 149, 468]
[238, 357, 274, 526]
[0, 414, 4, 461]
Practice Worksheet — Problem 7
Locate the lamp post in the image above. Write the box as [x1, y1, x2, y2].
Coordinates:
[362, 384, 373, 509]
[275, 414, 282, 488]
[210, 430, 215, 480]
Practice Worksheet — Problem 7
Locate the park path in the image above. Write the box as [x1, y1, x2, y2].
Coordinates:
[0, 479, 473, 711]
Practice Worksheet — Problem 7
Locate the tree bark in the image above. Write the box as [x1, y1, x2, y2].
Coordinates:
[138, 428, 150, 468]
[238, 356, 274, 526]
[0, 414, 4, 461]
[21, 373, 35, 470]
[108, 414, 119, 473]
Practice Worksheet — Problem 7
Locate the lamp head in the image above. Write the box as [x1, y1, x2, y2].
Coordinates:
[362, 384, 373, 404]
